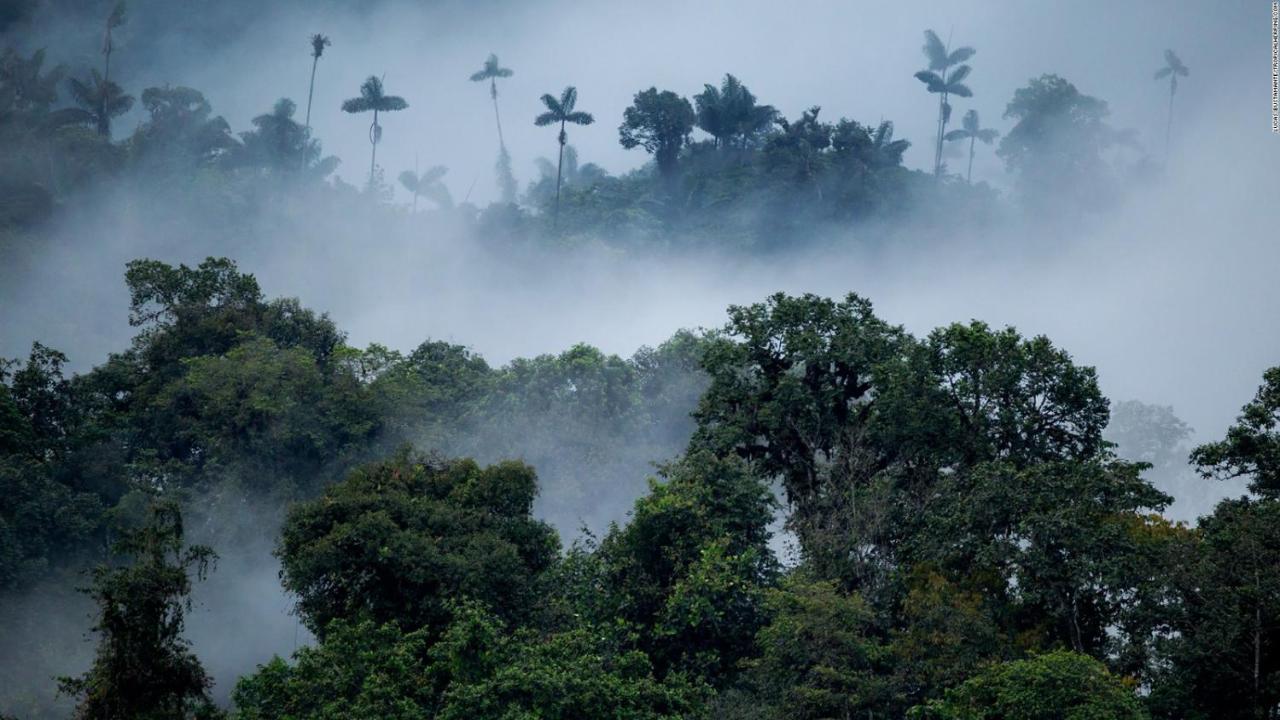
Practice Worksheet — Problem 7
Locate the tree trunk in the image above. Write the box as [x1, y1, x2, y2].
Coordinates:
[553, 121, 565, 228]
[1165, 81, 1175, 165]
[491, 79, 505, 148]
[967, 134, 975, 184]
[305, 55, 319, 132]
[369, 108, 379, 189]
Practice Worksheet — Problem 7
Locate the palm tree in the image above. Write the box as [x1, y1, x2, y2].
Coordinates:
[914, 29, 975, 176]
[399, 164, 451, 212]
[534, 85, 593, 225]
[341, 75, 408, 188]
[304, 34, 331, 133]
[470, 53, 516, 202]
[1153, 49, 1189, 160]
[66, 69, 134, 136]
[101, 2, 125, 85]
[944, 109, 998, 183]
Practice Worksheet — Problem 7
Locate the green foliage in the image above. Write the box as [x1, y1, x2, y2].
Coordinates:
[1192, 366, 1280, 497]
[911, 650, 1147, 720]
[232, 619, 439, 720]
[58, 501, 220, 720]
[747, 577, 894, 719]
[277, 450, 559, 636]
[598, 451, 776, 684]
[1150, 497, 1280, 719]
[619, 87, 696, 180]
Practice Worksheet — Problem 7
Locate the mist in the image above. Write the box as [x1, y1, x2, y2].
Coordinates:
[1, 0, 1276, 715]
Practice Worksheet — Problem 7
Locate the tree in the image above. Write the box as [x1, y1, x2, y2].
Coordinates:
[1192, 366, 1280, 497]
[997, 74, 1115, 211]
[914, 30, 975, 176]
[341, 75, 408, 189]
[66, 69, 134, 137]
[534, 85, 593, 226]
[692, 74, 777, 150]
[303, 33, 330, 133]
[58, 500, 219, 720]
[101, 2, 126, 85]
[398, 164, 451, 212]
[1153, 49, 1188, 161]
[619, 87, 695, 183]
[691, 292, 906, 566]
[943, 109, 998, 183]
[133, 86, 237, 168]
[597, 451, 777, 685]
[469, 53, 516, 203]
[277, 449, 559, 637]
[437, 613, 710, 720]
[1152, 497, 1280, 720]
[748, 578, 895, 719]
[238, 97, 332, 175]
[912, 650, 1147, 719]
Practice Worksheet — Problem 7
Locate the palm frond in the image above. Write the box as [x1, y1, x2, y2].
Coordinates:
[914, 70, 945, 93]
[975, 128, 999, 143]
[565, 111, 593, 125]
[341, 97, 372, 113]
[922, 30, 948, 70]
[107, 1, 126, 29]
[1153, 67, 1172, 80]
[948, 47, 976, 65]
[559, 86, 577, 111]
[946, 64, 971, 85]
[422, 165, 448, 184]
[539, 93, 562, 115]
[310, 34, 330, 59]
[962, 109, 979, 132]
[379, 95, 408, 112]
[948, 83, 973, 99]
[944, 128, 968, 141]
[534, 111, 559, 126]
[398, 170, 418, 193]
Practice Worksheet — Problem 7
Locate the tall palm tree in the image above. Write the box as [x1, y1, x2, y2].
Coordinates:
[66, 69, 134, 136]
[470, 53, 516, 202]
[914, 29, 974, 176]
[304, 33, 331, 133]
[534, 85, 593, 225]
[101, 2, 125, 85]
[341, 75, 408, 188]
[399, 164, 451, 212]
[1153, 49, 1189, 161]
[944, 109, 998, 183]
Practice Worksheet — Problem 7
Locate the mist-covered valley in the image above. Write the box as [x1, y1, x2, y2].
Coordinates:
[1, 1, 1278, 718]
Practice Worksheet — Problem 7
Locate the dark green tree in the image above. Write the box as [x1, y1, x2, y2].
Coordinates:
[341, 75, 408, 188]
[912, 650, 1147, 719]
[58, 501, 219, 720]
[277, 449, 559, 637]
[692, 74, 776, 150]
[619, 87, 695, 183]
[1191, 366, 1280, 497]
[534, 85, 593, 226]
